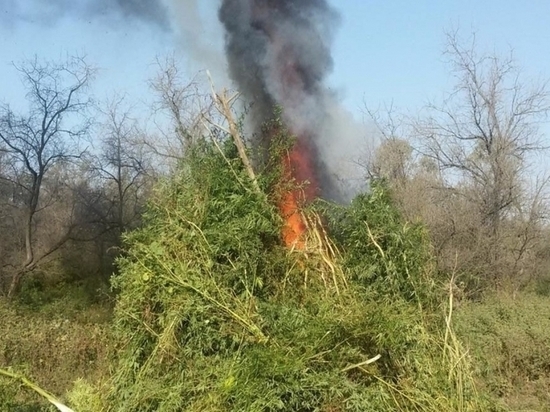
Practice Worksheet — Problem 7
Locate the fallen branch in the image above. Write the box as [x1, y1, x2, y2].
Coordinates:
[341, 354, 382, 372]
[205, 71, 261, 195]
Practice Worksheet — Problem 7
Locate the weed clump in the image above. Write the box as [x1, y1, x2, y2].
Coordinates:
[0, 287, 111, 411]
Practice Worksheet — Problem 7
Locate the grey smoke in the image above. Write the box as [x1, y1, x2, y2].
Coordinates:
[6, 0, 169, 28]
[160, 0, 228, 84]
[218, 0, 339, 131]
[89, 0, 168, 26]
[3, 0, 365, 199]
[218, 0, 364, 201]
[7, 0, 229, 84]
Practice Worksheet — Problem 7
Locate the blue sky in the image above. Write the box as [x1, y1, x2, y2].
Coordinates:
[1, 1, 549, 129]
[332, 1, 550, 115]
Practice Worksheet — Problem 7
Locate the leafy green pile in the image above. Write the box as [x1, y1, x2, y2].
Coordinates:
[105, 139, 495, 411]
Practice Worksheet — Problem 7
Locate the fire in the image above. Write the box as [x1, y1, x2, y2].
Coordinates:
[279, 137, 319, 249]
[244, 0, 325, 249]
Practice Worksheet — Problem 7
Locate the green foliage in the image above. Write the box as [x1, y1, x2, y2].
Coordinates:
[106, 140, 492, 411]
[0, 291, 111, 410]
[324, 179, 436, 305]
[1, 138, 501, 411]
[108, 140, 284, 411]
[533, 273, 550, 297]
[16, 275, 110, 320]
[66, 379, 106, 412]
[455, 292, 550, 411]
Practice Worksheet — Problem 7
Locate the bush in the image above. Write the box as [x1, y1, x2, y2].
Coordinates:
[323, 179, 436, 305]
[455, 292, 550, 411]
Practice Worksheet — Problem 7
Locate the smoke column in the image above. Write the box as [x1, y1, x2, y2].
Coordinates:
[218, 0, 346, 246]
[217, 1, 351, 198]
[219, 0, 338, 135]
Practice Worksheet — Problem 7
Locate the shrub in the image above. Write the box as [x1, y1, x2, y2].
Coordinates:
[323, 179, 436, 305]
[455, 292, 550, 411]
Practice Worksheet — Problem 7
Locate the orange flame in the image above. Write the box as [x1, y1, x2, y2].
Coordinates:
[248, 0, 321, 248]
[279, 137, 319, 249]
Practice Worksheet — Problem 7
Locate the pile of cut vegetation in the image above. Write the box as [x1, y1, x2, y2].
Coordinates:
[100, 136, 495, 412]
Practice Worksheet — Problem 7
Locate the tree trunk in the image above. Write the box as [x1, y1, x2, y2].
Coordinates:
[7, 268, 28, 299]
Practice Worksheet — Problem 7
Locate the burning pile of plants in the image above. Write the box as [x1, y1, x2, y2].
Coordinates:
[101, 118, 491, 411]
[0, 2, 536, 411]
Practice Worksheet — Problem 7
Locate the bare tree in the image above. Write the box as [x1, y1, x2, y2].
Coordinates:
[364, 105, 414, 186]
[414, 32, 549, 238]
[93, 97, 151, 234]
[148, 56, 214, 163]
[0, 55, 94, 297]
[411, 31, 550, 284]
[362, 33, 550, 289]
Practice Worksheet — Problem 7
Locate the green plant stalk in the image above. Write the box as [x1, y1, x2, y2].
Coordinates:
[0, 367, 75, 412]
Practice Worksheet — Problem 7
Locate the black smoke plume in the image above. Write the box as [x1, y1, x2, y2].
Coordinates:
[218, 0, 342, 199]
